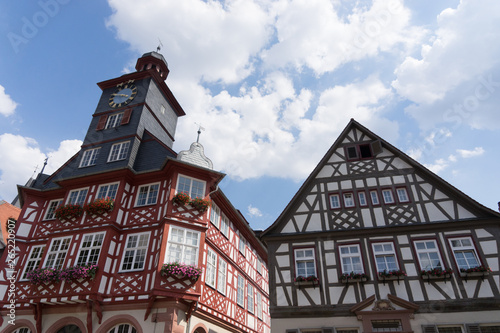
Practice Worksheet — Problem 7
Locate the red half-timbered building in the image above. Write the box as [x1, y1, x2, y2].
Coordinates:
[0, 52, 270, 333]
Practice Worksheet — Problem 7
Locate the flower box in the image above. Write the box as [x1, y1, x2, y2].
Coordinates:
[55, 204, 83, 221]
[460, 266, 491, 281]
[161, 262, 202, 281]
[378, 270, 406, 284]
[84, 197, 114, 215]
[189, 197, 211, 213]
[420, 268, 453, 283]
[294, 275, 320, 288]
[27, 264, 98, 285]
[340, 272, 369, 284]
[172, 192, 191, 206]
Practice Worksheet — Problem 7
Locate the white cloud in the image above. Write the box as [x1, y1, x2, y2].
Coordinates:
[0, 134, 81, 202]
[456, 147, 484, 158]
[247, 205, 262, 217]
[0, 85, 17, 116]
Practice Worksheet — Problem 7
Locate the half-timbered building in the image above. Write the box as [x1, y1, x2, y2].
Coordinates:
[260, 119, 500, 333]
[0, 52, 270, 333]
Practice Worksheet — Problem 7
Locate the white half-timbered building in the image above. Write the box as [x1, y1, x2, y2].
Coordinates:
[0, 52, 270, 333]
[260, 119, 500, 333]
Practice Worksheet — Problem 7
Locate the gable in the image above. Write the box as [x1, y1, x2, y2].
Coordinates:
[263, 120, 498, 236]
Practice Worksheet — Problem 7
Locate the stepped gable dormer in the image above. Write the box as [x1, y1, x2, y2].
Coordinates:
[177, 142, 213, 170]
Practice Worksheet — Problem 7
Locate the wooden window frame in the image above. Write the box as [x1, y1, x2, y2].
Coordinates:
[294, 247, 317, 278]
[338, 243, 365, 275]
[135, 183, 160, 207]
[371, 241, 400, 273]
[329, 193, 341, 209]
[21, 245, 45, 280]
[108, 141, 130, 162]
[120, 232, 150, 272]
[448, 236, 482, 271]
[343, 192, 356, 208]
[381, 188, 395, 204]
[44, 236, 72, 270]
[165, 226, 201, 266]
[396, 187, 410, 203]
[77, 233, 105, 266]
[413, 239, 444, 271]
[358, 191, 368, 207]
[176, 174, 206, 199]
[44, 199, 63, 220]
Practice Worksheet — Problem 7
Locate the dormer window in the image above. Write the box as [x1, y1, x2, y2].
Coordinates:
[345, 141, 382, 160]
[108, 141, 130, 162]
[79, 147, 100, 168]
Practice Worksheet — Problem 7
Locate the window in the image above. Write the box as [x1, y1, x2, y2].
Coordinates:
[247, 284, 254, 313]
[210, 204, 221, 228]
[372, 320, 402, 332]
[12, 328, 31, 333]
[220, 214, 229, 237]
[108, 141, 130, 162]
[396, 188, 409, 202]
[237, 275, 245, 307]
[80, 148, 100, 167]
[294, 248, 316, 277]
[336, 329, 359, 333]
[256, 292, 262, 319]
[108, 324, 137, 333]
[44, 237, 71, 269]
[330, 194, 341, 209]
[68, 188, 88, 206]
[121, 233, 149, 271]
[257, 257, 262, 275]
[414, 240, 443, 271]
[77, 233, 105, 266]
[343, 193, 355, 208]
[370, 190, 379, 205]
[44, 199, 63, 220]
[105, 112, 124, 129]
[437, 327, 463, 333]
[165, 227, 200, 266]
[449, 237, 480, 270]
[358, 192, 367, 206]
[345, 144, 374, 160]
[97, 183, 119, 199]
[372, 242, 398, 272]
[382, 189, 395, 204]
[177, 175, 205, 199]
[479, 326, 500, 333]
[239, 234, 246, 255]
[56, 325, 82, 333]
[339, 244, 364, 274]
[206, 249, 217, 288]
[346, 146, 359, 160]
[22, 245, 45, 280]
[217, 258, 227, 294]
[136, 183, 159, 206]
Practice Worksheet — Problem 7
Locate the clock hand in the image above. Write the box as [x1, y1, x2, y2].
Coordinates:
[111, 93, 129, 97]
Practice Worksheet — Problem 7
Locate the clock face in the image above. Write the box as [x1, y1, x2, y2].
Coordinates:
[109, 82, 137, 108]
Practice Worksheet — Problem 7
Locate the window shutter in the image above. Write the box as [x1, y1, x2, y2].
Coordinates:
[466, 325, 481, 333]
[371, 140, 383, 156]
[422, 326, 437, 333]
[96, 115, 108, 130]
[121, 108, 132, 125]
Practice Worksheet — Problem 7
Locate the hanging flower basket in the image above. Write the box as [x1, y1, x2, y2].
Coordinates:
[340, 272, 369, 283]
[173, 192, 191, 206]
[189, 197, 211, 213]
[55, 204, 83, 220]
[84, 197, 114, 215]
[27, 264, 98, 285]
[160, 262, 202, 281]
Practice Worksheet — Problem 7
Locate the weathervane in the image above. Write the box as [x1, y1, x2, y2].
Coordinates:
[157, 38, 163, 53]
[195, 122, 205, 143]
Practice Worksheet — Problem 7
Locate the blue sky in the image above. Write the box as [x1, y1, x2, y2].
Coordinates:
[1, 0, 499, 230]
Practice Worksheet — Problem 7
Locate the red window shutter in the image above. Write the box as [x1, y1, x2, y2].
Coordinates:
[121, 109, 132, 125]
[96, 115, 108, 130]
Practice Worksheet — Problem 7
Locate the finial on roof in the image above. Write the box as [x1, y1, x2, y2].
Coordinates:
[195, 122, 205, 143]
[157, 38, 163, 53]
[40, 157, 48, 175]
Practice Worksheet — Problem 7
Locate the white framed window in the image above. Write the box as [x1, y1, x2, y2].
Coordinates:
[247, 284, 254, 313]
[108, 141, 130, 162]
[210, 204, 220, 228]
[165, 226, 200, 266]
[97, 182, 119, 199]
[80, 148, 100, 167]
[206, 249, 217, 288]
[370, 190, 380, 205]
[44, 237, 72, 269]
[372, 242, 398, 272]
[67, 188, 88, 206]
[437, 326, 463, 333]
[371, 319, 402, 332]
[77, 233, 105, 266]
[339, 244, 364, 274]
[121, 233, 149, 271]
[217, 258, 227, 294]
[256, 292, 263, 319]
[343, 193, 355, 208]
[44, 199, 63, 220]
[330, 194, 341, 209]
[396, 188, 409, 203]
[177, 175, 205, 198]
[108, 324, 137, 333]
[239, 234, 246, 255]
[220, 214, 229, 237]
[358, 192, 367, 206]
[105, 112, 124, 129]
[449, 237, 480, 270]
[237, 275, 245, 307]
[294, 248, 316, 277]
[22, 245, 45, 280]
[414, 240, 443, 271]
[382, 189, 395, 204]
[136, 183, 159, 206]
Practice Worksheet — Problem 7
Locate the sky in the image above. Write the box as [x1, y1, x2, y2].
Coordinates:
[0, 0, 499, 231]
